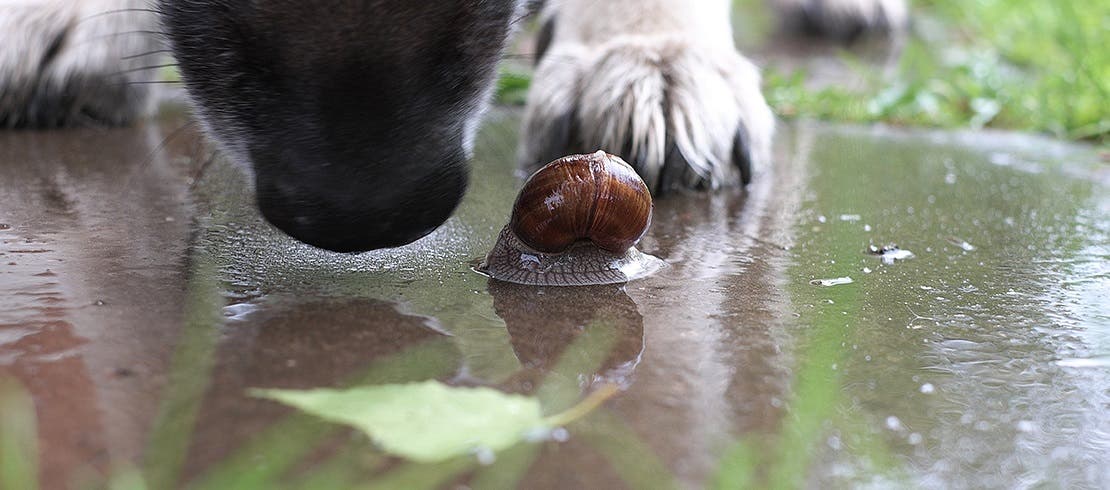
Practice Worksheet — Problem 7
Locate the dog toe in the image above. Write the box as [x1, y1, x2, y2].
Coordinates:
[520, 38, 773, 194]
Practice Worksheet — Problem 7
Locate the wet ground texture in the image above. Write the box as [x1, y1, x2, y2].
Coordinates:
[1, 103, 1108, 489]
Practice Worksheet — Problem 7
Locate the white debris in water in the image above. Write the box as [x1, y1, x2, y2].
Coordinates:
[839, 214, 862, 222]
[861, 267, 872, 274]
[817, 215, 827, 223]
[810, 277, 854, 287]
[907, 433, 923, 445]
[885, 416, 904, 431]
[946, 237, 976, 251]
[880, 248, 915, 265]
[1016, 421, 1037, 433]
[919, 383, 936, 394]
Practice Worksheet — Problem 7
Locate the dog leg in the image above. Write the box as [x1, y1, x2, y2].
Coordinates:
[0, 0, 160, 128]
[772, 0, 909, 40]
[520, 0, 774, 194]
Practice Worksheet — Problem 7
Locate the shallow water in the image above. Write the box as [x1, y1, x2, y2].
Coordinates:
[1, 109, 1107, 489]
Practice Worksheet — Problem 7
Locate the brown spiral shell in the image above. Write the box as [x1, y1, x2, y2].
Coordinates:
[509, 151, 652, 254]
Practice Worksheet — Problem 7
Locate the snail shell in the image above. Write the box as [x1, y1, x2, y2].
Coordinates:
[479, 151, 665, 286]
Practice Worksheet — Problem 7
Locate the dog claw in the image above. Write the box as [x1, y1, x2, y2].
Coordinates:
[733, 124, 753, 186]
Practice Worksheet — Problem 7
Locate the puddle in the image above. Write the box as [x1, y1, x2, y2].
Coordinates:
[1, 111, 1107, 489]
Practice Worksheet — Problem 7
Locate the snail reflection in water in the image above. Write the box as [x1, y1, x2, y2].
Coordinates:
[479, 151, 665, 286]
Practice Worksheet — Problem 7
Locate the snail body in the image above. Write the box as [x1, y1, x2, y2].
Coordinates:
[479, 151, 664, 286]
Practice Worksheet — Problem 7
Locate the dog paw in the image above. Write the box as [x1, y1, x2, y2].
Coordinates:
[520, 37, 774, 194]
[0, 1, 159, 128]
[773, 0, 909, 40]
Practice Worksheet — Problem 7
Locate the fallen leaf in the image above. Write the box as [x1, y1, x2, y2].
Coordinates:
[252, 381, 545, 463]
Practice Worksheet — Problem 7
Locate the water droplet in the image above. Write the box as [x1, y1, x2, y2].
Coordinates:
[885, 416, 903, 431]
[474, 447, 496, 465]
[551, 427, 569, 442]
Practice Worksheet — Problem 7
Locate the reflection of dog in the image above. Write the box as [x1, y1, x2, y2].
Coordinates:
[0, 0, 905, 251]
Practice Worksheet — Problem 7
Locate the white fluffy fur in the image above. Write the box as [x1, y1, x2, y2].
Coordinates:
[521, 0, 776, 191]
[0, 0, 159, 126]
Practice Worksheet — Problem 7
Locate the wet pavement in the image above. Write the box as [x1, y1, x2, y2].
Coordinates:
[1, 108, 1108, 489]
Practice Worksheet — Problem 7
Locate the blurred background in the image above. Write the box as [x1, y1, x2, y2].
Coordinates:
[497, 0, 1108, 145]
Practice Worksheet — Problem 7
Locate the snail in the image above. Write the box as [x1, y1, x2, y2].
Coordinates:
[478, 151, 665, 286]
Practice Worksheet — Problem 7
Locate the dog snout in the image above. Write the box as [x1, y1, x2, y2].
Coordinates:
[254, 151, 468, 253]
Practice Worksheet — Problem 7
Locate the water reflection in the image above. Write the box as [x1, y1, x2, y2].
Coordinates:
[1, 112, 1107, 489]
[178, 297, 457, 484]
[0, 115, 201, 490]
[489, 281, 645, 390]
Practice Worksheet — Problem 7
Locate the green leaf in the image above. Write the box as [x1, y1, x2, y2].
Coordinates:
[251, 381, 545, 463]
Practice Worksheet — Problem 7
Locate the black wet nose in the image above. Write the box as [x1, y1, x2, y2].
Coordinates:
[255, 154, 468, 253]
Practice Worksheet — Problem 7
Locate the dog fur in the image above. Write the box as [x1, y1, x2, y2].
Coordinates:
[523, 0, 775, 193]
[0, 0, 159, 127]
[0, 0, 906, 250]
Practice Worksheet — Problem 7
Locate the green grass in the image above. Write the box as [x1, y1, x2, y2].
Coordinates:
[766, 0, 1108, 143]
[499, 0, 1108, 144]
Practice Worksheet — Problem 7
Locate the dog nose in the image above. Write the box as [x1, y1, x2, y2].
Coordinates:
[254, 153, 469, 253]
